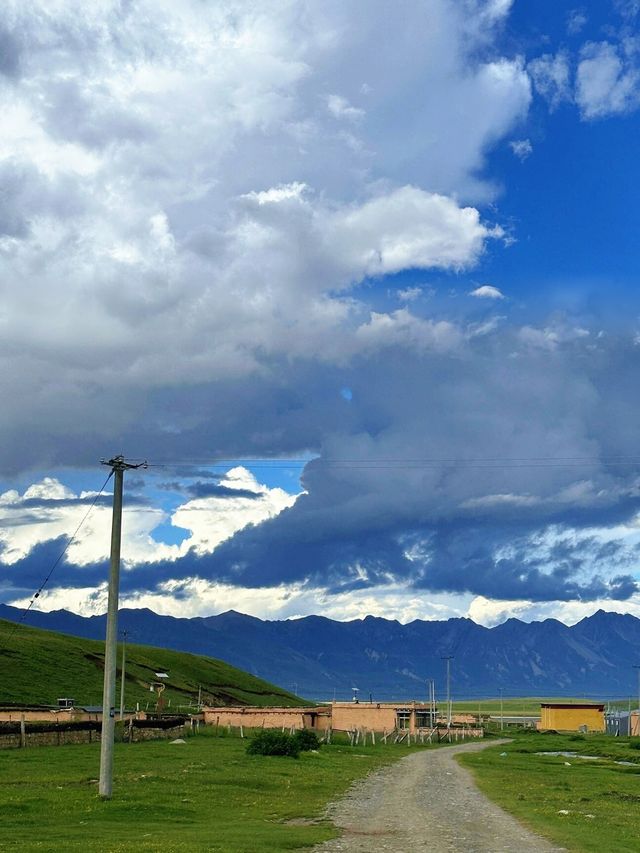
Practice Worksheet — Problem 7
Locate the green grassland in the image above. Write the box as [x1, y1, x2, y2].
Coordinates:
[0, 618, 304, 709]
[460, 732, 640, 852]
[0, 729, 423, 852]
[452, 697, 615, 716]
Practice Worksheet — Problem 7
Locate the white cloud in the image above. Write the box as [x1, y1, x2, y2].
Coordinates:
[0, 469, 299, 567]
[322, 186, 499, 279]
[170, 467, 298, 557]
[468, 594, 640, 627]
[13, 577, 473, 622]
[325, 94, 365, 121]
[0, 1, 533, 470]
[509, 138, 532, 160]
[528, 52, 572, 109]
[469, 284, 505, 299]
[567, 9, 588, 36]
[243, 182, 308, 205]
[397, 287, 423, 302]
[355, 309, 463, 354]
[576, 41, 640, 119]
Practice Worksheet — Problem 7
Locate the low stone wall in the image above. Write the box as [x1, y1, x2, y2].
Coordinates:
[128, 723, 187, 742]
[0, 721, 190, 749]
[0, 728, 101, 749]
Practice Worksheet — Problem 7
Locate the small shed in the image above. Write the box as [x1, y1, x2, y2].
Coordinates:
[538, 702, 605, 733]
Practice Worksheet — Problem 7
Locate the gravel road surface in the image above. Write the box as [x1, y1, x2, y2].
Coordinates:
[311, 739, 565, 852]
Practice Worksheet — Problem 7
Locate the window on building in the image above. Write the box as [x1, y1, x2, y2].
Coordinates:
[396, 710, 411, 729]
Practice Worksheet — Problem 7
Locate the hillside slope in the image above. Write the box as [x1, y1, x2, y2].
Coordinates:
[0, 618, 305, 709]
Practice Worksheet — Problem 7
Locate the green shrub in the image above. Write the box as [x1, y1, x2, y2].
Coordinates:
[246, 729, 300, 757]
[293, 729, 321, 752]
[629, 740, 640, 750]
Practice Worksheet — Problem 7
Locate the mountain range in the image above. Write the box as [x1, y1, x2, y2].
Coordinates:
[2, 603, 639, 702]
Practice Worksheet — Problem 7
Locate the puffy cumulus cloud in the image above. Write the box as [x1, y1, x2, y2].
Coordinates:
[576, 41, 640, 119]
[0, 468, 298, 592]
[354, 310, 463, 354]
[0, 0, 532, 475]
[469, 284, 505, 299]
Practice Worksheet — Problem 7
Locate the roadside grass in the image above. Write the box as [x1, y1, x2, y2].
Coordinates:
[460, 732, 640, 853]
[0, 729, 430, 852]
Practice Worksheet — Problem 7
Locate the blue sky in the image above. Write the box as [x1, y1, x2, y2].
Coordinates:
[2, 0, 640, 627]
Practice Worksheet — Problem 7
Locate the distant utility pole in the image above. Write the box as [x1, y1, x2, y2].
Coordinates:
[119, 630, 127, 720]
[441, 656, 453, 726]
[634, 665, 640, 713]
[499, 688, 504, 731]
[99, 455, 146, 800]
[427, 678, 436, 728]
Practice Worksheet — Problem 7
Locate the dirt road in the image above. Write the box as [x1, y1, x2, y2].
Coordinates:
[311, 739, 564, 852]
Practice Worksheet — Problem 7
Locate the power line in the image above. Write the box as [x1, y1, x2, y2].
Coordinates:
[7, 470, 114, 636]
[141, 454, 640, 471]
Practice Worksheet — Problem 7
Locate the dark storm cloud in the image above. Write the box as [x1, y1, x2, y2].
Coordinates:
[1, 494, 149, 515]
[158, 479, 262, 500]
[5, 327, 640, 605]
[0, 538, 107, 597]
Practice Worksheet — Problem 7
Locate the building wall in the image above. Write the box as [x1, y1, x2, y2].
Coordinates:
[631, 712, 640, 737]
[539, 705, 605, 732]
[202, 703, 435, 733]
[330, 703, 399, 733]
[0, 709, 137, 723]
[202, 707, 330, 730]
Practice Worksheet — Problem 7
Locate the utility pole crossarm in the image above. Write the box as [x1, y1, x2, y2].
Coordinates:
[100, 455, 148, 473]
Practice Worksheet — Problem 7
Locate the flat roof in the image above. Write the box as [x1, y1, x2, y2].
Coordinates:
[541, 703, 605, 710]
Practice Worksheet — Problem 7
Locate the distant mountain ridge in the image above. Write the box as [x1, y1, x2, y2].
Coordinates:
[2, 603, 639, 701]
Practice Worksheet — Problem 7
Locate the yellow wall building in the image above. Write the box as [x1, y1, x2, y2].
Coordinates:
[538, 703, 605, 733]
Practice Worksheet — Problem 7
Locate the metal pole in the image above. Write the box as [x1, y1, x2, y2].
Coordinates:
[441, 656, 453, 726]
[500, 688, 504, 731]
[99, 464, 124, 799]
[634, 666, 640, 713]
[119, 630, 127, 720]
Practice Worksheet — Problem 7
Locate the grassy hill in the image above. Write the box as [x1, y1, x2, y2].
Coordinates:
[0, 618, 306, 710]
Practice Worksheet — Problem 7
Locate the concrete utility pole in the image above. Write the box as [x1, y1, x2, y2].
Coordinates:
[119, 630, 127, 720]
[441, 656, 453, 726]
[99, 455, 146, 800]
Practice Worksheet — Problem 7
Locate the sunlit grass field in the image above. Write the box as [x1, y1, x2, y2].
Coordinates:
[461, 732, 640, 853]
[452, 697, 605, 716]
[0, 729, 423, 852]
